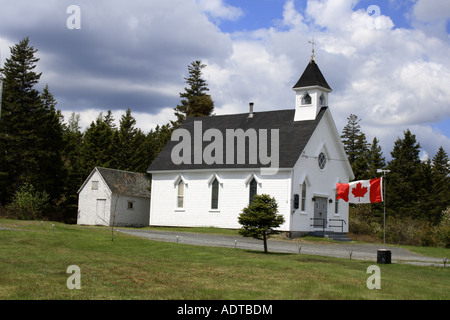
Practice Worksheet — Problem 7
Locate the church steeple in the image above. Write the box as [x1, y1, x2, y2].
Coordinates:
[293, 58, 332, 121]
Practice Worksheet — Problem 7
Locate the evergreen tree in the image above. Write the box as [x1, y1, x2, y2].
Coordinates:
[238, 194, 285, 254]
[387, 129, 423, 219]
[116, 108, 148, 172]
[116, 108, 138, 171]
[147, 123, 174, 164]
[429, 147, 450, 224]
[80, 111, 116, 177]
[173, 60, 214, 126]
[61, 112, 84, 223]
[340, 114, 369, 179]
[366, 137, 386, 179]
[0, 37, 44, 204]
[38, 85, 65, 201]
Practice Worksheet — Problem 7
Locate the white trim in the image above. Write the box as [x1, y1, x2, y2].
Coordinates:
[299, 173, 311, 187]
[207, 172, 224, 187]
[77, 167, 112, 195]
[293, 85, 332, 93]
[173, 174, 188, 187]
[244, 172, 262, 187]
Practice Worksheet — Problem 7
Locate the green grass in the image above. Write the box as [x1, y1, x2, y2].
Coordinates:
[0, 219, 449, 300]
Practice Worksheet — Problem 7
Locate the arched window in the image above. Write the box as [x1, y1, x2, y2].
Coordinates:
[302, 93, 311, 105]
[249, 178, 257, 205]
[319, 93, 325, 106]
[301, 182, 307, 211]
[177, 180, 185, 208]
[335, 190, 339, 214]
[211, 178, 219, 210]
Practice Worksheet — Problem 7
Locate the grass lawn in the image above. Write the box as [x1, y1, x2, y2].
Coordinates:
[0, 219, 449, 300]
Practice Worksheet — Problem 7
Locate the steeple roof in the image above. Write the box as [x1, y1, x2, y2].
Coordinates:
[293, 59, 332, 91]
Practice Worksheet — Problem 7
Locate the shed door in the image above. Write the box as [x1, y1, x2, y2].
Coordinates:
[95, 199, 108, 225]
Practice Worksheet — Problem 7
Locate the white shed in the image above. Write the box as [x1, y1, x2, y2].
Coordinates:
[77, 167, 151, 227]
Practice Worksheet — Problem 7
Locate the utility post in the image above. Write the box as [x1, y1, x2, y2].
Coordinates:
[377, 169, 391, 264]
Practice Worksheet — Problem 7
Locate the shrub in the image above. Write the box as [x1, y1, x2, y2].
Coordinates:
[436, 207, 450, 248]
[6, 183, 50, 220]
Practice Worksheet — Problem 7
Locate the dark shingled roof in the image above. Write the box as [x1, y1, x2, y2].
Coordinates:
[147, 107, 327, 172]
[96, 167, 151, 197]
[293, 60, 332, 91]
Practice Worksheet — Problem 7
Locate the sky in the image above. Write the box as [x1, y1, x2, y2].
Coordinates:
[0, 0, 449, 161]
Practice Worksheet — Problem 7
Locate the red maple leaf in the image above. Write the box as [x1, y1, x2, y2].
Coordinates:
[352, 182, 368, 202]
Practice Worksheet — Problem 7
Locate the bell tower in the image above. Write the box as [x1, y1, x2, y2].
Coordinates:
[293, 53, 332, 121]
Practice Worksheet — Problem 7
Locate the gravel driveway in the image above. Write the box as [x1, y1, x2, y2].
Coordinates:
[118, 229, 447, 267]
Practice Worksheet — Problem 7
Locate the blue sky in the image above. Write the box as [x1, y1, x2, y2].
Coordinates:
[0, 0, 449, 159]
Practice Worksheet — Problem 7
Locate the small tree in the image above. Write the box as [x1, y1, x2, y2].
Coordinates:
[7, 183, 50, 220]
[238, 194, 285, 253]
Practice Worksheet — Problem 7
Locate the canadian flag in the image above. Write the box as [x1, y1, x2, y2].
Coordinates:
[336, 178, 383, 204]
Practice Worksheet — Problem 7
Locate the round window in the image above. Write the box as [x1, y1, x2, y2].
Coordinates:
[318, 152, 327, 170]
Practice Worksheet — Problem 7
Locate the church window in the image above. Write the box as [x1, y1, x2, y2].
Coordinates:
[301, 182, 307, 211]
[319, 93, 325, 106]
[211, 178, 219, 210]
[302, 93, 311, 105]
[249, 178, 257, 205]
[334, 190, 339, 214]
[318, 152, 327, 170]
[177, 180, 185, 208]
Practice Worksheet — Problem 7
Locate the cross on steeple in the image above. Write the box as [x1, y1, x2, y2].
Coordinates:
[308, 37, 317, 61]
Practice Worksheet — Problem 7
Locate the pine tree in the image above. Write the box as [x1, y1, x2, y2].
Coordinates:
[340, 114, 369, 179]
[0, 37, 44, 204]
[429, 147, 450, 224]
[238, 194, 285, 254]
[38, 85, 65, 201]
[80, 111, 116, 177]
[366, 137, 386, 179]
[387, 129, 423, 219]
[147, 123, 174, 164]
[116, 108, 148, 172]
[173, 60, 214, 126]
[61, 112, 84, 223]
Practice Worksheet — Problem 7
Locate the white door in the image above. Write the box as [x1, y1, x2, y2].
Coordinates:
[95, 199, 108, 225]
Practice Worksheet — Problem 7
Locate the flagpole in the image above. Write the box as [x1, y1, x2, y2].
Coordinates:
[377, 169, 390, 249]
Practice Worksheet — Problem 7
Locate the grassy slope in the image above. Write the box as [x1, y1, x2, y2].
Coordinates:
[0, 219, 448, 300]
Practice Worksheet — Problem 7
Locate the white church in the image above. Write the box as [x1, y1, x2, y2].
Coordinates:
[148, 56, 354, 237]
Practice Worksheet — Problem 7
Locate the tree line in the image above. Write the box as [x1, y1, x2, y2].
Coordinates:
[0, 38, 213, 223]
[341, 114, 449, 226]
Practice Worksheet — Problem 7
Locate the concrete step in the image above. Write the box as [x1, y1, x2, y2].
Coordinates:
[325, 233, 352, 242]
[310, 231, 352, 242]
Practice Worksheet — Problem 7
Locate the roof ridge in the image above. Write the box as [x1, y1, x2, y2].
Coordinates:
[96, 166, 147, 175]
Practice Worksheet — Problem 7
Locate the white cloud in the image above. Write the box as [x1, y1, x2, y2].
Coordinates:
[196, 0, 243, 22]
[413, 0, 450, 22]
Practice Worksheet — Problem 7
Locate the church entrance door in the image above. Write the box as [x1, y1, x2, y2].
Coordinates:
[313, 197, 328, 230]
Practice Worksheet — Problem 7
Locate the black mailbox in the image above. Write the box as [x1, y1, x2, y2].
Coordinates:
[294, 194, 299, 209]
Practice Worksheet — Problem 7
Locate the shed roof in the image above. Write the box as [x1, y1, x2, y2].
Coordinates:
[79, 167, 151, 198]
